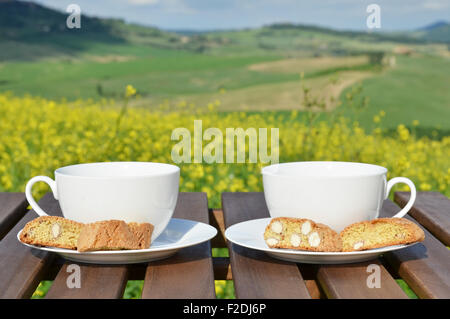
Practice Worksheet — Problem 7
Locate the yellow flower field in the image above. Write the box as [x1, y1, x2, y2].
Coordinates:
[0, 92, 449, 210]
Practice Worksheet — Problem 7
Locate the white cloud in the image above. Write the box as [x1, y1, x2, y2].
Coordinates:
[127, 0, 159, 5]
[423, 1, 449, 10]
[161, 0, 197, 14]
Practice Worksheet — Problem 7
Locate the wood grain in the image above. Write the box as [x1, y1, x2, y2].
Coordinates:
[141, 192, 216, 299]
[213, 257, 232, 280]
[0, 194, 60, 298]
[380, 199, 450, 299]
[317, 260, 408, 299]
[221, 192, 311, 299]
[395, 191, 450, 246]
[0, 193, 28, 240]
[305, 279, 325, 299]
[45, 263, 128, 299]
[209, 209, 227, 248]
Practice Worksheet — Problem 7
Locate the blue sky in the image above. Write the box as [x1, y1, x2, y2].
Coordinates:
[33, 0, 450, 31]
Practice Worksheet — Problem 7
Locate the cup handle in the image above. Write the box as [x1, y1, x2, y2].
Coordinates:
[25, 176, 58, 216]
[385, 177, 416, 218]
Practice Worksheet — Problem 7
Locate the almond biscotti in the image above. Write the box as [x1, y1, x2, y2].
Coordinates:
[340, 217, 425, 252]
[128, 222, 154, 249]
[77, 220, 153, 252]
[264, 217, 343, 252]
[19, 216, 84, 250]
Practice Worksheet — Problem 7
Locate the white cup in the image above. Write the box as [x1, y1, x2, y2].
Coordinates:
[25, 162, 180, 241]
[262, 161, 416, 232]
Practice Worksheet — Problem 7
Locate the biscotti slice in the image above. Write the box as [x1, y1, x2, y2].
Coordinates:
[264, 217, 342, 252]
[128, 222, 154, 249]
[19, 216, 84, 250]
[77, 220, 142, 252]
[340, 217, 425, 252]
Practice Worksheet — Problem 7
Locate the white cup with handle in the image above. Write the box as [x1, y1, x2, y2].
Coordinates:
[262, 161, 416, 232]
[25, 162, 180, 241]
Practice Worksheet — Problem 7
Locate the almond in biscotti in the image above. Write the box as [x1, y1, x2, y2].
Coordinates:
[51, 223, 61, 238]
[290, 233, 302, 247]
[264, 217, 342, 252]
[19, 216, 83, 250]
[353, 241, 364, 250]
[301, 221, 312, 235]
[308, 232, 321, 247]
[270, 220, 283, 234]
[265, 237, 279, 247]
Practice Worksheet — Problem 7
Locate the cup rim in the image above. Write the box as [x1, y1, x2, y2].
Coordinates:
[261, 161, 388, 178]
[55, 161, 180, 179]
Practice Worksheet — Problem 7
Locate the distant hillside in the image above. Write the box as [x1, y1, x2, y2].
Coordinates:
[0, 0, 183, 60]
[0, 0, 117, 40]
[419, 21, 448, 31]
[265, 23, 427, 44]
[414, 21, 450, 43]
[0, 0, 448, 61]
[185, 22, 441, 58]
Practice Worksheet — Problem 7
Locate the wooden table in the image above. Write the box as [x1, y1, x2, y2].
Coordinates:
[0, 191, 448, 299]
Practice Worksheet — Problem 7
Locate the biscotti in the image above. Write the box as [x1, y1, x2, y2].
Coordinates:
[128, 222, 153, 249]
[19, 216, 84, 250]
[77, 220, 153, 252]
[340, 217, 425, 252]
[264, 217, 342, 252]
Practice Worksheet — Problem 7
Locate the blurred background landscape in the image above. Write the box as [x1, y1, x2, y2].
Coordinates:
[1, 0, 450, 131]
[0, 0, 449, 299]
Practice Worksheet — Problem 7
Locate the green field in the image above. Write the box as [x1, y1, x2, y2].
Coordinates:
[339, 55, 450, 131]
[2, 49, 449, 135]
[0, 51, 286, 100]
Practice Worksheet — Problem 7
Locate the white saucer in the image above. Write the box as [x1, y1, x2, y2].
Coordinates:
[18, 218, 217, 264]
[225, 218, 418, 264]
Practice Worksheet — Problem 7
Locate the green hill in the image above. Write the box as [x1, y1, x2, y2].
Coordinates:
[1, 0, 448, 62]
[0, 0, 185, 60]
[414, 21, 450, 43]
[174, 22, 449, 58]
[0, 0, 118, 40]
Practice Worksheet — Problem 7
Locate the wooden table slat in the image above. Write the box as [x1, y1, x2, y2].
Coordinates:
[0, 194, 59, 298]
[222, 192, 311, 299]
[209, 209, 227, 248]
[141, 192, 216, 299]
[380, 199, 450, 299]
[45, 263, 129, 299]
[317, 260, 408, 299]
[395, 191, 450, 247]
[0, 193, 29, 240]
